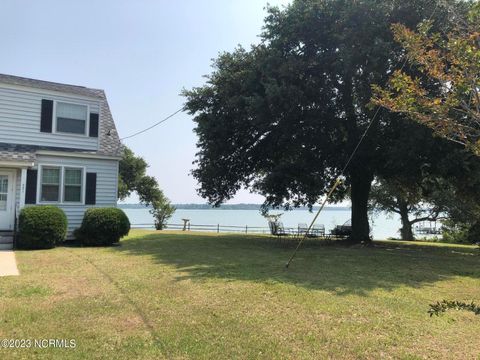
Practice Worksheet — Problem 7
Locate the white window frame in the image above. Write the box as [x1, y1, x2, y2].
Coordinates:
[63, 167, 85, 204]
[37, 164, 86, 205]
[53, 100, 90, 137]
[38, 165, 62, 204]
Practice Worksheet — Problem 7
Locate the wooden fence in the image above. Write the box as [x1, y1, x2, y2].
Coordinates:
[130, 222, 271, 234]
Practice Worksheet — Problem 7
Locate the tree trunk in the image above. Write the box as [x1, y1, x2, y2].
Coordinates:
[398, 202, 414, 241]
[341, 72, 374, 244]
[350, 172, 373, 244]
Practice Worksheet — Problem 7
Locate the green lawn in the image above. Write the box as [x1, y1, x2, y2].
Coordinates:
[1, 230, 479, 359]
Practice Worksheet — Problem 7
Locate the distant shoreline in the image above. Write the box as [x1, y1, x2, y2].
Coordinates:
[118, 203, 351, 211]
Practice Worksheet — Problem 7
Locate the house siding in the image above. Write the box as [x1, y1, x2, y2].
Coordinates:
[0, 85, 101, 151]
[33, 154, 119, 232]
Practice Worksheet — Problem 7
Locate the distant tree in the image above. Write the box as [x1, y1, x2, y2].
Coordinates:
[382, 142, 480, 243]
[183, 0, 462, 244]
[118, 146, 148, 200]
[370, 116, 480, 240]
[430, 152, 480, 244]
[369, 119, 455, 240]
[369, 179, 444, 240]
[372, 2, 480, 155]
[118, 146, 175, 229]
[151, 196, 176, 230]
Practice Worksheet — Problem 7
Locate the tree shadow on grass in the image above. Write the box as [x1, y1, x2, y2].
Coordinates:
[114, 231, 480, 296]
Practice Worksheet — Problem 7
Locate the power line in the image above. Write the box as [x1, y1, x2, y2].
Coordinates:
[120, 107, 184, 141]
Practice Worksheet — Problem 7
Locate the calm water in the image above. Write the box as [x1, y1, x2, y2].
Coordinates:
[124, 208, 402, 240]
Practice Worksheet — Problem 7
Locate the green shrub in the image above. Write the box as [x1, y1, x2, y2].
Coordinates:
[441, 219, 480, 244]
[75, 207, 130, 246]
[18, 206, 67, 249]
[151, 200, 175, 230]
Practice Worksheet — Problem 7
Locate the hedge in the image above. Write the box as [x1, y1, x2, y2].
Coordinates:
[18, 206, 67, 249]
[75, 207, 130, 246]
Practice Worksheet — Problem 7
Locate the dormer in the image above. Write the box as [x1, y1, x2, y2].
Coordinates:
[39, 99, 99, 138]
[0, 73, 121, 157]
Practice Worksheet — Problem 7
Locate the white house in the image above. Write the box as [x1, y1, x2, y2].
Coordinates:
[0, 74, 122, 248]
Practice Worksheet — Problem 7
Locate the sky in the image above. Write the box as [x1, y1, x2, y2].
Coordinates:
[0, 0, 294, 204]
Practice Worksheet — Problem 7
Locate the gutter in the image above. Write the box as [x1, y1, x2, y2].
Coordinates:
[36, 150, 122, 161]
[0, 161, 34, 168]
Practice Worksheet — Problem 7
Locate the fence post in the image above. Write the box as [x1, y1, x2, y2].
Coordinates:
[217, 224, 219, 233]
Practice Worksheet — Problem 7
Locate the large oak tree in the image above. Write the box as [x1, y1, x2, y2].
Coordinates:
[183, 0, 462, 243]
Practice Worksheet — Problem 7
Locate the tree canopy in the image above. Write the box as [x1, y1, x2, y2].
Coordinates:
[183, 0, 465, 243]
[372, 2, 480, 155]
[118, 146, 175, 229]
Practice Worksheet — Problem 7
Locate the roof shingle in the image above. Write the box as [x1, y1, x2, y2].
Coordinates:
[0, 143, 36, 163]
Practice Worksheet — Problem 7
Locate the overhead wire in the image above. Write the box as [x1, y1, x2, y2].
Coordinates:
[120, 107, 184, 141]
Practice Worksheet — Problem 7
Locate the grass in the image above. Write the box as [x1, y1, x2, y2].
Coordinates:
[1, 230, 479, 359]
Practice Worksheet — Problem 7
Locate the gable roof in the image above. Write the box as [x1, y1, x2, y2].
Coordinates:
[0, 73, 122, 157]
[0, 73, 104, 99]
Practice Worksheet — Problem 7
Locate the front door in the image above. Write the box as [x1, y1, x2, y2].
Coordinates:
[0, 170, 15, 230]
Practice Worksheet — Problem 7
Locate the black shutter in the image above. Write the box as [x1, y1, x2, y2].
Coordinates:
[85, 173, 97, 205]
[40, 99, 53, 133]
[89, 113, 99, 137]
[25, 170, 38, 204]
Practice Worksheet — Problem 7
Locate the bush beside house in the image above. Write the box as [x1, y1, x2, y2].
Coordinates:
[75, 208, 130, 246]
[17, 206, 68, 249]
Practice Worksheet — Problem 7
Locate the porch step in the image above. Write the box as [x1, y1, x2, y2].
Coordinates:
[0, 234, 14, 250]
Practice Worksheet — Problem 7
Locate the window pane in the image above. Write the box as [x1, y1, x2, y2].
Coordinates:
[0, 176, 7, 193]
[0, 193, 6, 210]
[57, 118, 86, 134]
[42, 168, 60, 185]
[41, 185, 59, 202]
[0, 176, 8, 210]
[56, 102, 87, 120]
[56, 102, 87, 134]
[64, 186, 81, 202]
[64, 168, 82, 202]
[65, 169, 82, 185]
[41, 168, 60, 202]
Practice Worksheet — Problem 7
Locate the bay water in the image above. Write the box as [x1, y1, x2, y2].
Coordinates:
[123, 208, 403, 240]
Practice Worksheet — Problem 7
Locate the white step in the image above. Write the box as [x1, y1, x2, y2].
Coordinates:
[0, 234, 14, 250]
[0, 235, 13, 244]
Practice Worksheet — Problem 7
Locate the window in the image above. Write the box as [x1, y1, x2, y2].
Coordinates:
[0, 175, 8, 210]
[39, 166, 85, 204]
[41, 167, 60, 202]
[64, 168, 83, 202]
[56, 102, 88, 135]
